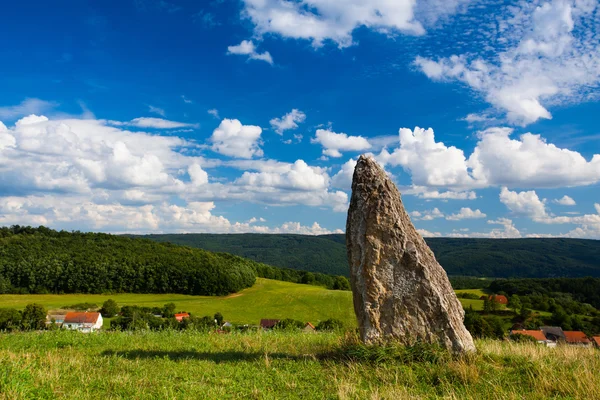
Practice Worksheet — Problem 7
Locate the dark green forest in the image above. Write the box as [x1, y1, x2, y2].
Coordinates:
[0, 226, 349, 296]
[135, 234, 600, 278]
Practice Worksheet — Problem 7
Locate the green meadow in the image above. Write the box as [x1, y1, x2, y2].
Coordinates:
[0, 330, 599, 399]
[0, 279, 492, 327]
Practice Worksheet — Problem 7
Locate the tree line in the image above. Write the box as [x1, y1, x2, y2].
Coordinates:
[0, 226, 349, 296]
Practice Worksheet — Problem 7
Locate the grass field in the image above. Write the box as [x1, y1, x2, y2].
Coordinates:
[0, 330, 599, 399]
[0, 279, 356, 327]
[0, 279, 490, 327]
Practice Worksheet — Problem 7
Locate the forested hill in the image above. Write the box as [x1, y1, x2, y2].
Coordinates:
[138, 234, 600, 278]
[0, 226, 349, 296]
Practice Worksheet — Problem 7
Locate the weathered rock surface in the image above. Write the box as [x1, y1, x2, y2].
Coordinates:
[346, 155, 475, 353]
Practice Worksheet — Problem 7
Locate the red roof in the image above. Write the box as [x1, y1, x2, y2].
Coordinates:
[592, 337, 600, 347]
[304, 322, 316, 330]
[563, 331, 591, 344]
[174, 313, 190, 321]
[63, 312, 101, 324]
[512, 330, 547, 341]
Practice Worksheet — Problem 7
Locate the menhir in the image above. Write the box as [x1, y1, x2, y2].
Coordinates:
[346, 155, 475, 353]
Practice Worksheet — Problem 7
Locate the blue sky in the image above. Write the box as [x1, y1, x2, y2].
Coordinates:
[0, 0, 599, 238]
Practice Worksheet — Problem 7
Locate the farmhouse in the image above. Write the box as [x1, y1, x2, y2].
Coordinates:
[303, 322, 316, 333]
[62, 312, 103, 332]
[260, 319, 280, 330]
[540, 326, 566, 342]
[592, 336, 600, 348]
[510, 329, 555, 347]
[563, 331, 592, 346]
[174, 313, 190, 322]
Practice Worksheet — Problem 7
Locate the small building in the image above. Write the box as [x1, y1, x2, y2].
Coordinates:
[540, 326, 566, 342]
[592, 336, 600, 348]
[510, 329, 554, 346]
[222, 321, 233, 328]
[62, 312, 103, 332]
[563, 331, 592, 346]
[174, 313, 190, 322]
[303, 322, 316, 333]
[260, 319, 280, 330]
[480, 294, 508, 305]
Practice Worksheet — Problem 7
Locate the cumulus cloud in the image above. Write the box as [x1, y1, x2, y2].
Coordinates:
[270, 109, 306, 135]
[227, 40, 273, 64]
[414, 0, 600, 125]
[331, 159, 357, 190]
[405, 186, 478, 200]
[378, 127, 475, 188]
[210, 119, 263, 159]
[499, 187, 548, 220]
[235, 160, 329, 191]
[378, 126, 600, 190]
[188, 164, 209, 186]
[446, 207, 486, 221]
[312, 129, 371, 158]
[554, 195, 576, 206]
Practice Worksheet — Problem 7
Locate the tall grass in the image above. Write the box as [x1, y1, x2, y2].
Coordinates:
[0, 330, 599, 399]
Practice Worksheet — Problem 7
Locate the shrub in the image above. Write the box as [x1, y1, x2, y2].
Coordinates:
[100, 299, 119, 317]
[316, 318, 344, 331]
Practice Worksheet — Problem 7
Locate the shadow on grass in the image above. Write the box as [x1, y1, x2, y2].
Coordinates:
[102, 350, 307, 363]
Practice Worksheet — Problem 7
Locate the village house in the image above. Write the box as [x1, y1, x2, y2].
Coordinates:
[563, 331, 592, 346]
[592, 336, 600, 348]
[174, 313, 190, 322]
[62, 312, 103, 333]
[260, 319, 280, 330]
[303, 322, 316, 333]
[510, 329, 555, 347]
[540, 326, 566, 342]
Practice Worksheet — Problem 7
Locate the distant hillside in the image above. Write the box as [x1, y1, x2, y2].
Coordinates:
[138, 234, 600, 278]
[0, 226, 347, 296]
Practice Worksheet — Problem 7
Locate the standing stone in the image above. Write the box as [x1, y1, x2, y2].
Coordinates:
[346, 155, 475, 353]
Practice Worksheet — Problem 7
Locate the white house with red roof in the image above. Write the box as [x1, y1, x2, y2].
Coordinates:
[62, 312, 103, 332]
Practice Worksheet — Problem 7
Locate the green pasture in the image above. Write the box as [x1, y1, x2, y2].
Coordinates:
[0, 330, 599, 399]
[0, 279, 356, 327]
[0, 279, 491, 327]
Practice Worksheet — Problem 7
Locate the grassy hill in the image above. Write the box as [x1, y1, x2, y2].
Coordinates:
[0, 330, 598, 399]
[137, 233, 600, 278]
[0, 278, 356, 327]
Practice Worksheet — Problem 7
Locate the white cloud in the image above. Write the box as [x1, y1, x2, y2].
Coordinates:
[235, 160, 329, 191]
[417, 229, 441, 237]
[469, 127, 600, 188]
[210, 119, 263, 158]
[270, 109, 306, 135]
[312, 129, 371, 158]
[554, 195, 576, 206]
[378, 127, 475, 188]
[415, 0, 600, 125]
[331, 158, 357, 190]
[227, 40, 273, 65]
[188, 164, 209, 186]
[241, 0, 434, 48]
[181, 95, 193, 104]
[499, 187, 547, 220]
[210, 119, 263, 159]
[0, 98, 58, 120]
[446, 207, 486, 221]
[378, 126, 600, 190]
[413, 208, 444, 221]
[208, 109, 220, 119]
[405, 186, 477, 200]
[126, 117, 199, 129]
[148, 105, 165, 117]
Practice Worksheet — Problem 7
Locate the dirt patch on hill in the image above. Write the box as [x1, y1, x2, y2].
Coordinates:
[224, 293, 244, 299]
